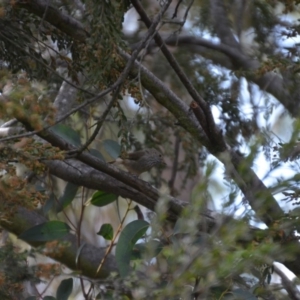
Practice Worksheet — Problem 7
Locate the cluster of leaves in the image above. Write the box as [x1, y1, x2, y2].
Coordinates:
[79, 0, 129, 89]
[252, 0, 277, 48]
[3, 0, 300, 298]
[0, 72, 56, 129]
[0, 173, 45, 215]
[10, 156, 293, 299]
[0, 133, 64, 215]
[0, 7, 58, 80]
[0, 139, 61, 214]
[0, 19, 47, 79]
[0, 242, 39, 300]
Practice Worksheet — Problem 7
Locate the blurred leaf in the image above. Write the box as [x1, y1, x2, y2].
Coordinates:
[43, 193, 55, 214]
[56, 278, 73, 300]
[192, 235, 206, 246]
[97, 223, 114, 240]
[91, 190, 118, 207]
[56, 182, 79, 213]
[96, 291, 114, 299]
[52, 124, 81, 147]
[173, 218, 190, 235]
[232, 288, 257, 299]
[116, 220, 149, 277]
[25, 297, 37, 300]
[43, 297, 57, 300]
[209, 286, 227, 298]
[19, 221, 70, 242]
[131, 240, 163, 260]
[289, 207, 300, 216]
[103, 139, 121, 159]
[89, 148, 105, 161]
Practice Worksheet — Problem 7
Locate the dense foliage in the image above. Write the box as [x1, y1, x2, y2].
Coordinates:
[1, 0, 300, 299]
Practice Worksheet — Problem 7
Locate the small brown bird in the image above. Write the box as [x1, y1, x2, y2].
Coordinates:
[109, 148, 166, 175]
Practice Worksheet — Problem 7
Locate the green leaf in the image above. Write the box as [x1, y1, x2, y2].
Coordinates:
[97, 223, 114, 240]
[173, 217, 191, 235]
[19, 221, 70, 242]
[103, 139, 121, 159]
[43, 297, 57, 300]
[52, 124, 81, 147]
[89, 148, 105, 161]
[56, 182, 79, 213]
[173, 218, 183, 235]
[25, 297, 37, 300]
[115, 220, 149, 277]
[91, 190, 118, 207]
[56, 278, 73, 300]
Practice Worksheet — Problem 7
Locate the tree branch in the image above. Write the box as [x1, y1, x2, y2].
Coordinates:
[0, 205, 117, 279]
[121, 49, 283, 225]
[274, 264, 300, 300]
[15, 0, 88, 42]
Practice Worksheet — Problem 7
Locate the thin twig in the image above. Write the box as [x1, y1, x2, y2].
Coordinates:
[0, 30, 95, 96]
[0, 85, 114, 143]
[69, 0, 172, 155]
[172, 0, 184, 19]
[182, 0, 194, 25]
[95, 199, 132, 275]
[78, 188, 88, 298]
[131, 0, 226, 153]
[168, 134, 180, 196]
[73, 97, 116, 154]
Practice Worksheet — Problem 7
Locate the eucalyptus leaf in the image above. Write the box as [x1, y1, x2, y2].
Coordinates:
[56, 278, 73, 300]
[19, 221, 70, 242]
[116, 220, 149, 277]
[91, 190, 118, 207]
[56, 182, 79, 213]
[97, 223, 114, 240]
[52, 124, 81, 147]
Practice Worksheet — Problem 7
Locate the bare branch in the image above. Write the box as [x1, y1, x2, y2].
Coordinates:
[274, 264, 300, 300]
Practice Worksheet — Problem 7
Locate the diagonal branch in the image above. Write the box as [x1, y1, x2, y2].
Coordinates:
[14, 0, 284, 224]
[274, 264, 300, 300]
[16, 121, 185, 220]
[121, 50, 283, 225]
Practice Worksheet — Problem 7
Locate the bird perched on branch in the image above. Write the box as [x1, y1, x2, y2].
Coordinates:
[109, 148, 166, 175]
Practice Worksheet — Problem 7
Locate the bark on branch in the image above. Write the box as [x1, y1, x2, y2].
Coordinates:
[0, 206, 117, 279]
